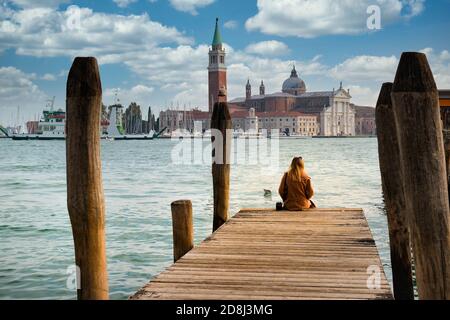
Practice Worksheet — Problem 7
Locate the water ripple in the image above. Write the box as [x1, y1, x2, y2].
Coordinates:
[0, 138, 391, 300]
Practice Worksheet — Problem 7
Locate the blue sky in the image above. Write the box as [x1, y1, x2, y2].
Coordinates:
[0, 0, 449, 125]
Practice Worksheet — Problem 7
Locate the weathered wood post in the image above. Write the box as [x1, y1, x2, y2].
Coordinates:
[376, 82, 414, 300]
[391, 52, 450, 299]
[444, 135, 450, 204]
[171, 200, 194, 262]
[66, 57, 109, 300]
[211, 91, 231, 232]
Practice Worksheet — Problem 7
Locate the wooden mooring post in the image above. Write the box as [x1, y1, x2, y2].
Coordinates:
[211, 92, 232, 232]
[171, 200, 194, 262]
[66, 57, 109, 300]
[376, 82, 414, 300]
[391, 52, 450, 299]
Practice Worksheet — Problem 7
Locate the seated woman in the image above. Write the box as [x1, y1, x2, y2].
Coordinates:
[278, 157, 315, 210]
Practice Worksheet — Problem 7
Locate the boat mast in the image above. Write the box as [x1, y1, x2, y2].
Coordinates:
[46, 96, 56, 111]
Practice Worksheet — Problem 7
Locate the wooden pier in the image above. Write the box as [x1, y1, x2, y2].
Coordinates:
[131, 208, 392, 300]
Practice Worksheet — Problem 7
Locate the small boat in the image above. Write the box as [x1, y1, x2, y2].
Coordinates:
[278, 134, 313, 139]
[12, 135, 64, 141]
[113, 135, 154, 141]
[12, 98, 66, 140]
[233, 130, 264, 139]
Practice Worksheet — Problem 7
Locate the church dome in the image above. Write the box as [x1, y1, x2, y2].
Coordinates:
[282, 66, 306, 95]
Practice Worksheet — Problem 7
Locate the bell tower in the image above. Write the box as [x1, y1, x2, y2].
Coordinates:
[208, 18, 227, 113]
[259, 80, 265, 96]
[246, 79, 252, 100]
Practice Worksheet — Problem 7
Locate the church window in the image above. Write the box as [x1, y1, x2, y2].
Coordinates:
[220, 56, 224, 64]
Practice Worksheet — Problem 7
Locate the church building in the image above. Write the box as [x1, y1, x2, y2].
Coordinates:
[183, 18, 362, 137]
[229, 67, 356, 136]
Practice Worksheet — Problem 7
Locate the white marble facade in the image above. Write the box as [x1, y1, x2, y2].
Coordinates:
[319, 88, 355, 136]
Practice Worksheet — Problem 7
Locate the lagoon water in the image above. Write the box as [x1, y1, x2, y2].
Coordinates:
[0, 137, 390, 299]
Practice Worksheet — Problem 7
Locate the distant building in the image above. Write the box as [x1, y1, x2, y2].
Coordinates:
[353, 105, 376, 136]
[231, 108, 318, 136]
[229, 68, 355, 136]
[439, 90, 450, 131]
[165, 18, 366, 137]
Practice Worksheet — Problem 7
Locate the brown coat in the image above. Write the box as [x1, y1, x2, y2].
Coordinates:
[278, 172, 314, 210]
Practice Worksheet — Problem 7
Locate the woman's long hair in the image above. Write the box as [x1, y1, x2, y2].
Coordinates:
[287, 157, 305, 182]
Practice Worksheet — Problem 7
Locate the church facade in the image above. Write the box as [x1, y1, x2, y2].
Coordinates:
[229, 67, 356, 136]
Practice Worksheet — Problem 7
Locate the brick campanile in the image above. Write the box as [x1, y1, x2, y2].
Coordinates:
[208, 18, 227, 113]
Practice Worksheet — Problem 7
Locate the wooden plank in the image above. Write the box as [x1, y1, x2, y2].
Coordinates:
[131, 208, 392, 300]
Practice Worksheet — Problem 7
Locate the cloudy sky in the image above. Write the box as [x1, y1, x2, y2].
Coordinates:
[0, 0, 449, 125]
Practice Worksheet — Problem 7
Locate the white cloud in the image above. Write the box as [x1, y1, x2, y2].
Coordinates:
[420, 48, 450, 89]
[5, 0, 70, 8]
[104, 85, 155, 108]
[328, 49, 450, 106]
[121, 44, 210, 85]
[41, 73, 57, 81]
[0, 66, 48, 124]
[169, 0, 215, 15]
[440, 50, 450, 61]
[173, 83, 207, 106]
[0, 5, 192, 58]
[246, 0, 426, 38]
[0, 4, 330, 113]
[327, 54, 404, 106]
[229, 51, 327, 98]
[347, 85, 379, 106]
[110, 39, 327, 108]
[245, 40, 290, 57]
[223, 20, 238, 30]
[2, 2, 447, 119]
[113, 0, 138, 8]
[330, 55, 398, 82]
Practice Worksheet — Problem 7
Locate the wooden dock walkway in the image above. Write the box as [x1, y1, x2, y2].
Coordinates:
[131, 208, 392, 300]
